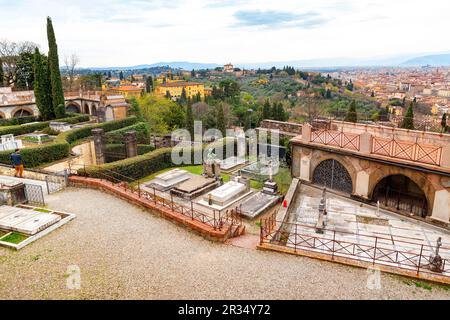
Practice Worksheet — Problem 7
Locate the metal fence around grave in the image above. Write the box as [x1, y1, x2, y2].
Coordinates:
[45, 170, 69, 194]
[24, 184, 45, 206]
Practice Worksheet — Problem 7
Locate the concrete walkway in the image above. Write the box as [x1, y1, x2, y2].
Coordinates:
[1, 187, 448, 299]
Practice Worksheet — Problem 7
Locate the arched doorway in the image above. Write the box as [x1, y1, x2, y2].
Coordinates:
[312, 159, 353, 194]
[372, 175, 428, 217]
[66, 103, 81, 113]
[83, 103, 90, 114]
[91, 104, 97, 116]
[12, 108, 33, 118]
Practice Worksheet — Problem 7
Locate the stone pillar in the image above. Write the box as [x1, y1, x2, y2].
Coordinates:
[354, 170, 370, 199]
[299, 148, 312, 182]
[430, 189, 450, 224]
[97, 107, 106, 123]
[302, 123, 312, 143]
[359, 132, 372, 154]
[92, 128, 106, 165]
[440, 145, 450, 169]
[124, 130, 138, 158]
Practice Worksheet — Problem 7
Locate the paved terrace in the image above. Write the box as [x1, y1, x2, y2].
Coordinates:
[1, 187, 449, 299]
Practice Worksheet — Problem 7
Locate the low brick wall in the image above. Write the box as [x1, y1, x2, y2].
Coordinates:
[69, 176, 233, 242]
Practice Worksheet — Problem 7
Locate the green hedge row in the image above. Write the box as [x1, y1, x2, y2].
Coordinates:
[0, 116, 39, 127]
[105, 122, 151, 144]
[0, 116, 138, 168]
[104, 143, 155, 155]
[60, 116, 138, 145]
[80, 138, 236, 181]
[0, 114, 90, 137]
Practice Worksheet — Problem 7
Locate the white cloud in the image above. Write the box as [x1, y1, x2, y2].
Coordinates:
[0, 0, 449, 67]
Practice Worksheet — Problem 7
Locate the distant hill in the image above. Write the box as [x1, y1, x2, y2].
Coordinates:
[83, 61, 221, 71]
[401, 54, 450, 66]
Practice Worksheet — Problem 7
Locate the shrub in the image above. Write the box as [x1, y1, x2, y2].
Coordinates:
[0, 113, 90, 137]
[0, 116, 39, 127]
[105, 122, 151, 144]
[79, 138, 236, 181]
[0, 116, 138, 168]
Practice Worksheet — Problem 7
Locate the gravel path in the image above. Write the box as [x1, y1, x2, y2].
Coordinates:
[0, 188, 449, 300]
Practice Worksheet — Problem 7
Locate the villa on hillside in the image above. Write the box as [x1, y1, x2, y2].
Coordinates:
[155, 81, 209, 99]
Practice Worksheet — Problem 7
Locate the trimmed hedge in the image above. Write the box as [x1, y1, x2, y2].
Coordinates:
[0, 116, 39, 127]
[104, 143, 155, 155]
[60, 116, 138, 145]
[0, 114, 90, 137]
[105, 122, 151, 144]
[0, 116, 138, 168]
[80, 138, 237, 181]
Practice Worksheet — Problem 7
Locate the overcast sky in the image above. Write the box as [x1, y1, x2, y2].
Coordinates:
[1, 0, 449, 67]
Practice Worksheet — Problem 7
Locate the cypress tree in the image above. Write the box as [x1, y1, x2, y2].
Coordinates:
[146, 76, 153, 93]
[400, 102, 415, 130]
[33, 48, 54, 120]
[217, 104, 225, 137]
[186, 101, 194, 140]
[47, 17, 66, 118]
[441, 113, 447, 132]
[262, 99, 271, 120]
[345, 100, 357, 123]
[0, 58, 4, 87]
[270, 102, 278, 120]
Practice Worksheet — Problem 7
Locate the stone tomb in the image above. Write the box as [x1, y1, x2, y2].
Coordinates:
[49, 122, 72, 132]
[219, 156, 246, 171]
[239, 180, 281, 219]
[0, 206, 61, 235]
[170, 175, 220, 200]
[239, 192, 280, 219]
[146, 169, 190, 191]
[197, 178, 252, 210]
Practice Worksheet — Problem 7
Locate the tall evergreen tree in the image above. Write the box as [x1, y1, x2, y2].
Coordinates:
[0, 58, 4, 87]
[119, 71, 124, 80]
[47, 17, 66, 118]
[180, 87, 187, 105]
[345, 100, 358, 123]
[145, 75, 153, 93]
[441, 113, 447, 132]
[185, 101, 194, 139]
[217, 103, 225, 136]
[262, 99, 271, 120]
[400, 102, 415, 129]
[33, 48, 54, 120]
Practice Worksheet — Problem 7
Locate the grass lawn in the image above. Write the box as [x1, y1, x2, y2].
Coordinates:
[130, 165, 293, 194]
[0, 232, 29, 244]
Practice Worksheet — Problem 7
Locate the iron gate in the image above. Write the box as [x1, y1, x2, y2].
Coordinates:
[24, 184, 45, 206]
[312, 159, 353, 194]
[45, 170, 68, 194]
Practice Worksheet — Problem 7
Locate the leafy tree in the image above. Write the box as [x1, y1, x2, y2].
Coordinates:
[346, 79, 354, 91]
[163, 102, 185, 130]
[185, 101, 194, 139]
[33, 48, 54, 120]
[47, 17, 65, 118]
[400, 102, 415, 129]
[128, 97, 145, 122]
[15, 51, 35, 90]
[262, 99, 271, 120]
[217, 103, 225, 136]
[345, 100, 357, 123]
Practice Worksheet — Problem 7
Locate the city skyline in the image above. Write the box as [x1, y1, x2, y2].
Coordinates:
[2, 0, 450, 67]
